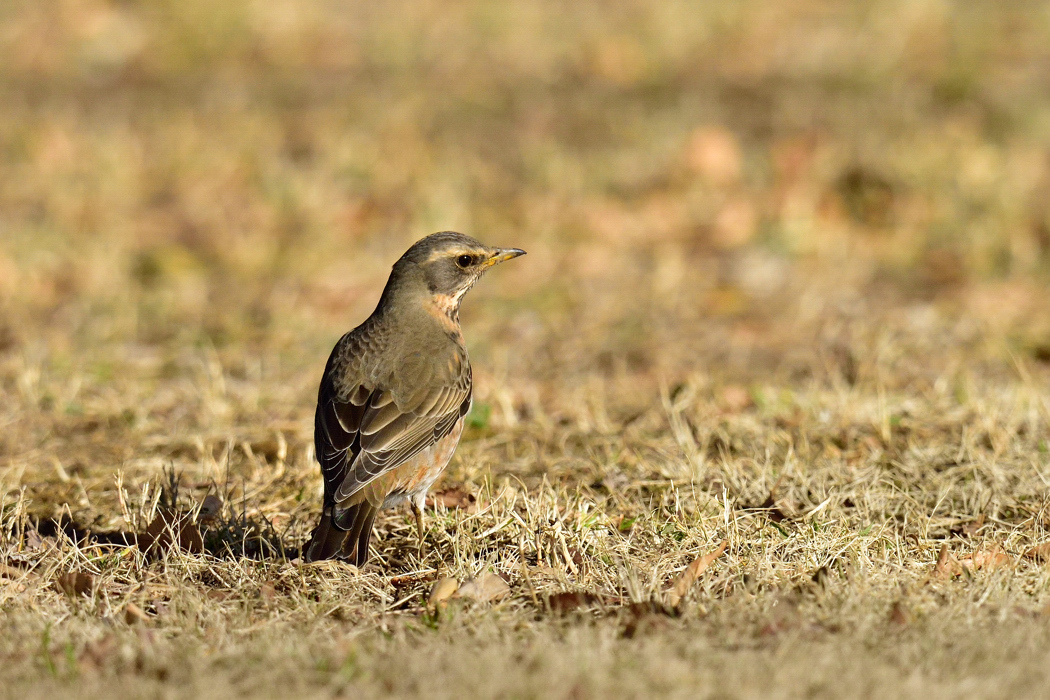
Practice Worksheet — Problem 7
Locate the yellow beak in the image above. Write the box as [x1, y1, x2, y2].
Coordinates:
[484, 248, 526, 267]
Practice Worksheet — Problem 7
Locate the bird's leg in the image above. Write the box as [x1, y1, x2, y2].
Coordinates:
[411, 497, 427, 558]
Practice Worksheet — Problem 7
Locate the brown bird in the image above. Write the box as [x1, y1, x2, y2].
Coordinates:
[303, 232, 525, 565]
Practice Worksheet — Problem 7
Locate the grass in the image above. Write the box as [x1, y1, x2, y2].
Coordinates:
[2, 0, 1050, 697]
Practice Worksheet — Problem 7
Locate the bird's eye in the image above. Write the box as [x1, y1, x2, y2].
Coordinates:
[456, 254, 474, 268]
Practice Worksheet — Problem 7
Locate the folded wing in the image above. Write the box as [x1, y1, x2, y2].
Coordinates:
[314, 333, 471, 508]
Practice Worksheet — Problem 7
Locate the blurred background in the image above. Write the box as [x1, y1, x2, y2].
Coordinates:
[1, 0, 1050, 520]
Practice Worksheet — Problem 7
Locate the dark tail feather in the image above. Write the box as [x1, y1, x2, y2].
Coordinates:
[303, 506, 344, 563]
[342, 504, 377, 566]
[304, 503, 377, 566]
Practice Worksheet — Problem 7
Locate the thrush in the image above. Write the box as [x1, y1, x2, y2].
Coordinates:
[303, 232, 525, 565]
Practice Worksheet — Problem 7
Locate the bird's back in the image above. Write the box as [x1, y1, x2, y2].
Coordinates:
[315, 305, 471, 502]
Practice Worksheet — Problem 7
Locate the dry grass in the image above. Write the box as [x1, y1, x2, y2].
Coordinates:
[3, 1, 1050, 697]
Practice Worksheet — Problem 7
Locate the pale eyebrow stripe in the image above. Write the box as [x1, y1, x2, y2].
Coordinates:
[424, 247, 488, 263]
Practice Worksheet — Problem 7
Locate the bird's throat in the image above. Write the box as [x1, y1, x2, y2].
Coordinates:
[426, 292, 463, 330]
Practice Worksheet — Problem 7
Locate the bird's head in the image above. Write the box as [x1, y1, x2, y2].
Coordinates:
[386, 232, 525, 315]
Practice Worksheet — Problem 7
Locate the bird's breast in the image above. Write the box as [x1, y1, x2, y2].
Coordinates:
[369, 417, 466, 508]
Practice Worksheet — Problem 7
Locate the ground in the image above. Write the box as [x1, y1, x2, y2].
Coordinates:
[2, 1, 1050, 698]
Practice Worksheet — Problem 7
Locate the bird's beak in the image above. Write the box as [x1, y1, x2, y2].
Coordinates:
[484, 248, 526, 267]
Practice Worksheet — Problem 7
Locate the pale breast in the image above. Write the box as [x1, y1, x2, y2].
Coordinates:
[362, 417, 466, 509]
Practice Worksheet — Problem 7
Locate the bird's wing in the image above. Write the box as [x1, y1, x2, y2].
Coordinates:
[314, 331, 471, 507]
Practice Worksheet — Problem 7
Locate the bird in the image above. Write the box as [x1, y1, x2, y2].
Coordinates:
[303, 232, 525, 565]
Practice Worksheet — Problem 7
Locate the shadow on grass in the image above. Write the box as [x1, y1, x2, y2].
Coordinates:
[26, 469, 300, 561]
[29, 510, 299, 561]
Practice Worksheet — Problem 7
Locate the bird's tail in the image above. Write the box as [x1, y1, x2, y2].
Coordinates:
[303, 503, 377, 566]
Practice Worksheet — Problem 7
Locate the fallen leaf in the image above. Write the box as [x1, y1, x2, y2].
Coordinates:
[0, 563, 32, 580]
[744, 494, 790, 523]
[197, 494, 224, 523]
[546, 591, 602, 614]
[427, 487, 476, 511]
[932, 542, 1013, 580]
[140, 508, 204, 555]
[123, 602, 149, 625]
[1013, 606, 1044, 619]
[959, 514, 986, 537]
[258, 583, 277, 603]
[1023, 542, 1050, 563]
[55, 571, 94, 597]
[961, 543, 1013, 573]
[667, 539, 728, 608]
[758, 592, 803, 638]
[527, 565, 565, 581]
[599, 471, 630, 494]
[888, 601, 912, 626]
[24, 529, 48, 551]
[621, 601, 677, 639]
[930, 543, 960, 580]
[428, 577, 459, 606]
[454, 573, 510, 603]
[567, 547, 584, 570]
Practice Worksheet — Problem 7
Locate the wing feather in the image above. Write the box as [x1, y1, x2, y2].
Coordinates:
[314, 327, 471, 508]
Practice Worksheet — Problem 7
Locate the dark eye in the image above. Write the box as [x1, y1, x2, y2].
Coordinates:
[456, 254, 474, 268]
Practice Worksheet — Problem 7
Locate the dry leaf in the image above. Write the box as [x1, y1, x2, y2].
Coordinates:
[427, 487, 476, 511]
[930, 543, 960, 580]
[961, 543, 1013, 573]
[667, 539, 728, 608]
[24, 529, 48, 551]
[197, 494, 224, 523]
[810, 565, 830, 589]
[932, 542, 1013, 580]
[527, 565, 566, 582]
[454, 574, 510, 603]
[888, 601, 912, 626]
[428, 577, 459, 606]
[0, 563, 31, 580]
[1023, 542, 1050, 563]
[621, 601, 677, 639]
[55, 571, 94, 597]
[141, 508, 204, 555]
[259, 583, 277, 603]
[959, 514, 986, 537]
[123, 602, 149, 625]
[546, 591, 602, 614]
[746, 494, 790, 523]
